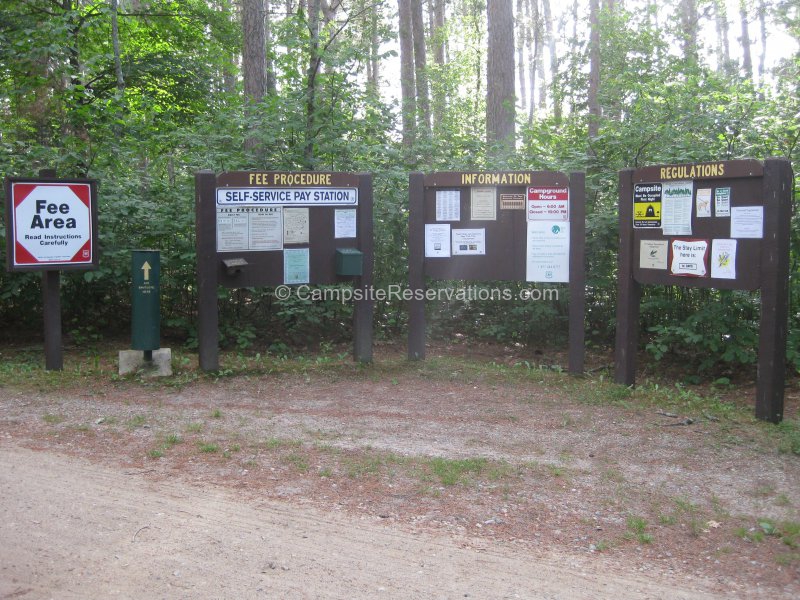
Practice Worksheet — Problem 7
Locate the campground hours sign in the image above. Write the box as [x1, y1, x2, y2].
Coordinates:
[5, 178, 99, 271]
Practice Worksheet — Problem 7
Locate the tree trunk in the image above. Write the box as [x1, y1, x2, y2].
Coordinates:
[486, 0, 516, 155]
[757, 0, 767, 85]
[367, 0, 380, 91]
[714, 0, 731, 74]
[541, 0, 558, 119]
[221, 1, 238, 94]
[739, 0, 753, 80]
[430, 0, 446, 133]
[242, 0, 267, 103]
[411, 0, 431, 135]
[516, 0, 526, 117]
[680, 0, 698, 63]
[304, 0, 321, 166]
[587, 0, 600, 139]
[526, 0, 537, 122]
[110, 0, 124, 91]
[266, 0, 277, 95]
[242, 0, 267, 153]
[398, 0, 416, 147]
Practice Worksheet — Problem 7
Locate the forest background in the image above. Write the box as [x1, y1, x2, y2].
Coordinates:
[0, 0, 798, 380]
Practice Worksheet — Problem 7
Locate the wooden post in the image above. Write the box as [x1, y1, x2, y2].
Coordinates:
[407, 172, 426, 360]
[353, 173, 374, 363]
[42, 270, 63, 371]
[37, 168, 63, 371]
[195, 170, 219, 371]
[568, 171, 586, 375]
[614, 168, 640, 385]
[755, 158, 792, 422]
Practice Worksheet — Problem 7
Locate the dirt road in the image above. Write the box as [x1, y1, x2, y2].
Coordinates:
[1, 445, 717, 600]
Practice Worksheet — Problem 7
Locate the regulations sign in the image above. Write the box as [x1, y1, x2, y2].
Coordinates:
[5, 179, 97, 270]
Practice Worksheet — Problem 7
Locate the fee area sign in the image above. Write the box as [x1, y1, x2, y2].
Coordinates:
[4, 178, 99, 271]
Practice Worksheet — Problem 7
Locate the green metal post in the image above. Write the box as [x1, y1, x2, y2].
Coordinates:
[131, 250, 161, 354]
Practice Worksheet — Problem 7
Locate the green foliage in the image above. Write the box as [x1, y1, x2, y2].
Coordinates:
[644, 290, 760, 374]
[0, 0, 798, 380]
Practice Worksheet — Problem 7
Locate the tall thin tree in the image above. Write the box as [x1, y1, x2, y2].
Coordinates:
[541, 0, 558, 119]
[739, 0, 753, 80]
[398, 0, 417, 147]
[411, 0, 431, 135]
[486, 0, 515, 155]
[587, 0, 600, 139]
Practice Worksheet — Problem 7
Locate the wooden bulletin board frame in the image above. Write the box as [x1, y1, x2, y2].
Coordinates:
[614, 158, 793, 422]
[407, 170, 586, 374]
[195, 170, 374, 371]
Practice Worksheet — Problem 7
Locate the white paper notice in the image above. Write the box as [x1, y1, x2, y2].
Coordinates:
[217, 206, 283, 251]
[216, 209, 249, 251]
[670, 239, 708, 277]
[695, 188, 711, 217]
[470, 187, 497, 220]
[248, 207, 283, 250]
[711, 239, 737, 279]
[639, 240, 668, 270]
[661, 181, 693, 235]
[526, 221, 570, 283]
[452, 228, 486, 255]
[436, 190, 461, 221]
[715, 187, 731, 217]
[425, 223, 451, 257]
[283, 207, 309, 244]
[334, 209, 357, 238]
[730, 206, 763, 239]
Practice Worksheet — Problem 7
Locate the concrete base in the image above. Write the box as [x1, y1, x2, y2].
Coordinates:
[118, 348, 172, 377]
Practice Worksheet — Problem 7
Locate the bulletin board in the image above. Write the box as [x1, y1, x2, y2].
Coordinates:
[407, 170, 586, 374]
[194, 170, 374, 370]
[614, 158, 793, 422]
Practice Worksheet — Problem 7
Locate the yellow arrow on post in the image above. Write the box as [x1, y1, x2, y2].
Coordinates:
[142, 261, 151, 282]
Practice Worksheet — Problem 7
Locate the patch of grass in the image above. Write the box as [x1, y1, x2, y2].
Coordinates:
[164, 433, 182, 446]
[284, 452, 310, 473]
[602, 468, 625, 483]
[752, 483, 776, 497]
[186, 422, 204, 433]
[674, 497, 699, 514]
[42, 413, 64, 425]
[147, 448, 164, 459]
[345, 455, 386, 478]
[546, 464, 565, 478]
[593, 540, 610, 552]
[776, 419, 800, 456]
[126, 414, 147, 430]
[319, 467, 333, 478]
[263, 437, 302, 450]
[573, 380, 633, 406]
[428, 457, 487, 486]
[198, 442, 219, 453]
[658, 514, 678, 525]
[210, 408, 223, 419]
[626, 516, 653, 544]
[776, 552, 800, 566]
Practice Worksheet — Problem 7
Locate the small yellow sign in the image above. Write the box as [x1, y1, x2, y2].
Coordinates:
[633, 183, 662, 228]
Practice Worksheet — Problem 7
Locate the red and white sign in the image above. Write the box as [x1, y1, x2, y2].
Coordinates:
[527, 187, 569, 221]
[669, 238, 709, 278]
[10, 182, 93, 267]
